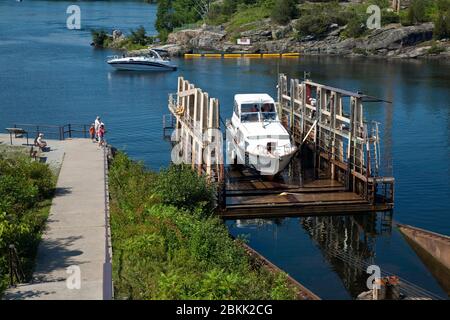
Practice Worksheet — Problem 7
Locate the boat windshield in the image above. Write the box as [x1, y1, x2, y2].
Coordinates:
[240, 102, 277, 122]
[260, 103, 277, 121]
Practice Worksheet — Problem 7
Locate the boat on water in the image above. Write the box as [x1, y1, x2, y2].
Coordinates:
[107, 49, 177, 71]
[226, 93, 297, 176]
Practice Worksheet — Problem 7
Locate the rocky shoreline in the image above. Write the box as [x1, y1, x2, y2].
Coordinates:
[132, 21, 450, 60]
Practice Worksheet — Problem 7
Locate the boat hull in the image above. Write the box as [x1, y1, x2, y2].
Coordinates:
[229, 138, 296, 176]
[108, 62, 177, 71]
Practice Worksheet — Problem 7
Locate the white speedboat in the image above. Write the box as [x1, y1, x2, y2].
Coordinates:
[226, 94, 297, 176]
[107, 49, 177, 71]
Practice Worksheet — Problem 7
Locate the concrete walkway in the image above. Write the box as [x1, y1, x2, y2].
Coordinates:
[3, 138, 110, 300]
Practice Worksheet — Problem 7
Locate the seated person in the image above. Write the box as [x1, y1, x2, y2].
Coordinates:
[35, 133, 47, 149]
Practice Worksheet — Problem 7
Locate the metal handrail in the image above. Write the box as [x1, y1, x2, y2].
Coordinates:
[12, 123, 91, 140]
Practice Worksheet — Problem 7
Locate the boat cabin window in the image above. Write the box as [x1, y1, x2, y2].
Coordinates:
[239, 102, 277, 122]
[240, 103, 260, 122]
[260, 103, 277, 121]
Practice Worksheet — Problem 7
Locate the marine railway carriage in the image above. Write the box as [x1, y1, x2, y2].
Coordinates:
[164, 75, 395, 218]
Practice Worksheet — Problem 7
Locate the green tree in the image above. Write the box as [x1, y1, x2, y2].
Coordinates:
[271, 0, 298, 25]
[129, 26, 148, 45]
[156, 0, 202, 41]
[91, 29, 109, 47]
[406, 0, 430, 24]
[433, 0, 450, 39]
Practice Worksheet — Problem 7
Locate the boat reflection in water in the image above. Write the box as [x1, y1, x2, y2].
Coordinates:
[300, 213, 393, 298]
[228, 211, 448, 299]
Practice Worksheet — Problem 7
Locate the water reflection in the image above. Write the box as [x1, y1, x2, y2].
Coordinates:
[300, 213, 393, 298]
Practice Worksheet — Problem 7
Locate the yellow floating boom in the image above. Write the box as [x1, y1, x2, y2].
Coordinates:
[204, 53, 222, 58]
[183, 52, 300, 59]
[262, 53, 281, 58]
[184, 53, 202, 58]
[282, 53, 300, 57]
[224, 53, 242, 58]
[243, 53, 262, 58]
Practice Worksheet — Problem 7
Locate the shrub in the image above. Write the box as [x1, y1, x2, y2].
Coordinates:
[154, 164, 216, 214]
[295, 2, 358, 39]
[342, 16, 367, 39]
[129, 26, 148, 46]
[403, 0, 431, 25]
[428, 42, 445, 54]
[381, 9, 400, 25]
[271, 0, 298, 25]
[0, 154, 55, 295]
[91, 29, 110, 47]
[433, 0, 450, 39]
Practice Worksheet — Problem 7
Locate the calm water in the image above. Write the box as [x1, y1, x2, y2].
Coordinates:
[1, 1, 449, 299]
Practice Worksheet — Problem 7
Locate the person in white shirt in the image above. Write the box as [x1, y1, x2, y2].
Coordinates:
[36, 133, 47, 149]
[94, 116, 101, 141]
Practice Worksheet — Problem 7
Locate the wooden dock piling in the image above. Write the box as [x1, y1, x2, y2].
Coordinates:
[168, 77, 224, 182]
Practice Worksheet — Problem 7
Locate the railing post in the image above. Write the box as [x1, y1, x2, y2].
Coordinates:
[68, 124, 72, 138]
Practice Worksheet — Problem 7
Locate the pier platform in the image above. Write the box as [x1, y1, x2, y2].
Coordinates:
[1, 135, 111, 300]
[220, 166, 392, 219]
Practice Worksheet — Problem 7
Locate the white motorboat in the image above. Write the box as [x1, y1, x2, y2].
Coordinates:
[107, 49, 177, 71]
[226, 93, 297, 176]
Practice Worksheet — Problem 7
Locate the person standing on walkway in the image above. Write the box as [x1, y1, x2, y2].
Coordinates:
[98, 124, 105, 147]
[89, 123, 96, 142]
[94, 116, 101, 141]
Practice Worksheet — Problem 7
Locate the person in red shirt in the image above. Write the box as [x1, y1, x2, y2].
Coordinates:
[98, 124, 105, 147]
[89, 123, 95, 142]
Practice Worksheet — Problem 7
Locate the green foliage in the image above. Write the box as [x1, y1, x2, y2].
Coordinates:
[428, 42, 445, 54]
[0, 154, 55, 295]
[109, 152, 298, 300]
[91, 29, 110, 47]
[129, 26, 148, 46]
[381, 8, 400, 25]
[342, 16, 367, 39]
[433, 0, 450, 39]
[270, 0, 298, 25]
[223, 3, 272, 36]
[295, 2, 356, 39]
[401, 0, 432, 25]
[154, 164, 216, 214]
[155, 0, 202, 40]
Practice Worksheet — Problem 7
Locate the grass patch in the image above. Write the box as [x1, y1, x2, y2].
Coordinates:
[428, 42, 446, 54]
[109, 152, 299, 300]
[224, 4, 272, 37]
[0, 143, 29, 160]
